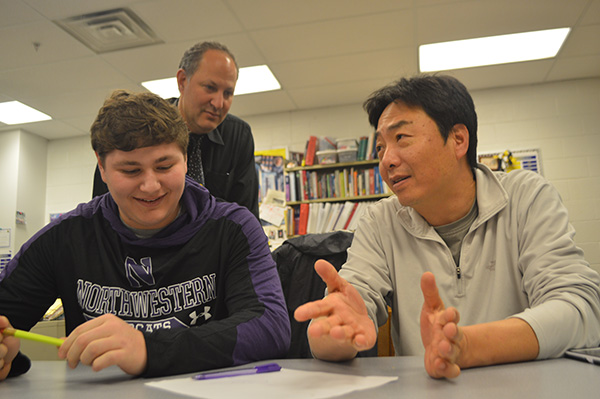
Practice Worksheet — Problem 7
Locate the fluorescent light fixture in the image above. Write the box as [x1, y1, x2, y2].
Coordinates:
[141, 77, 179, 99]
[419, 27, 571, 72]
[234, 65, 281, 95]
[0, 101, 52, 125]
[142, 64, 281, 98]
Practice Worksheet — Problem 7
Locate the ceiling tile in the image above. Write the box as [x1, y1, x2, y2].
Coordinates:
[32, 87, 139, 120]
[271, 48, 417, 89]
[100, 43, 187, 82]
[251, 12, 415, 63]
[230, 90, 297, 117]
[0, 57, 133, 100]
[0, 0, 44, 27]
[548, 55, 600, 81]
[227, 0, 412, 29]
[7, 119, 85, 140]
[286, 78, 394, 110]
[559, 25, 600, 57]
[133, 0, 243, 42]
[417, 0, 589, 44]
[580, 0, 600, 25]
[447, 59, 555, 91]
[21, 0, 141, 20]
[0, 21, 93, 70]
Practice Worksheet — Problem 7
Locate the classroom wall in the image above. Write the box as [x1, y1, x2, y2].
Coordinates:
[45, 136, 97, 221]
[42, 77, 600, 272]
[0, 129, 47, 255]
[15, 130, 48, 251]
[0, 131, 19, 255]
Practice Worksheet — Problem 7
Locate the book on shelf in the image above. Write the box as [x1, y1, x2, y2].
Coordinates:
[323, 202, 342, 232]
[300, 170, 308, 200]
[306, 203, 318, 234]
[333, 201, 356, 231]
[304, 135, 319, 166]
[347, 201, 376, 231]
[298, 203, 310, 235]
[310, 171, 319, 199]
[293, 206, 300, 235]
[365, 131, 375, 160]
[284, 174, 291, 202]
[287, 171, 297, 202]
[357, 136, 368, 161]
[285, 199, 379, 236]
[315, 202, 331, 234]
[342, 202, 360, 230]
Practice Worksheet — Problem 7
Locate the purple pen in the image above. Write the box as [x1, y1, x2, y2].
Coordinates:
[192, 363, 281, 380]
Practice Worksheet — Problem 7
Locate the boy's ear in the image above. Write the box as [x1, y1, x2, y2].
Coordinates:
[95, 152, 107, 183]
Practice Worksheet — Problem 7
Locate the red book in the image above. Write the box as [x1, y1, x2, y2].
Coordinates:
[298, 203, 310, 235]
[343, 202, 360, 230]
[304, 136, 318, 166]
[369, 168, 375, 195]
[301, 170, 309, 200]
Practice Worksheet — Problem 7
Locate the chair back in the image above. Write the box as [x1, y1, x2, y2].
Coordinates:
[273, 231, 359, 358]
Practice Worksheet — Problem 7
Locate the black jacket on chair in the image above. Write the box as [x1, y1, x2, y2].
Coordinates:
[273, 231, 377, 358]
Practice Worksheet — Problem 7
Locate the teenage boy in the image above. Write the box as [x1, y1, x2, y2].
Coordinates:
[0, 90, 290, 380]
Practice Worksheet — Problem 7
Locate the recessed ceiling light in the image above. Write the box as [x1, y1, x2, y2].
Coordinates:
[419, 27, 571, 72]
[234, 65, 281, 95]
[142, 65, 281, 98]
[141, 77, 179, 99]
[0, 101, 52, 125]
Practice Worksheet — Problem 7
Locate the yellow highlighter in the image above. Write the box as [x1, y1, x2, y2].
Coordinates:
[1, 327, 64, 347]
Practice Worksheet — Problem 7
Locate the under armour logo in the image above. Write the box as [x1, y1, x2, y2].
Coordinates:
[189, 306, 212, 325]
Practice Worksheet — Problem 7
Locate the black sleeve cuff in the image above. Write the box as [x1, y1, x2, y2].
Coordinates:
[7, 352, 31, 378]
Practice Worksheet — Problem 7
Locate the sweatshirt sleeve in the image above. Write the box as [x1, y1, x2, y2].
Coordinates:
[509, 171, 600, 358]
[142, 212, 290, 377]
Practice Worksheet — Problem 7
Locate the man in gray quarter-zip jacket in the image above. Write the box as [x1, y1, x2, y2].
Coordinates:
[294, 74, 600, 379]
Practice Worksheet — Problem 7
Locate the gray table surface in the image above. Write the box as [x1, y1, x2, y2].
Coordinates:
[1, 356, 599, 398]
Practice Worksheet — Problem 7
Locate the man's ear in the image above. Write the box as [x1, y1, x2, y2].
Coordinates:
[95, 152, 107, 183]
[450, 124, 469, 160]
[176, 69, 187, 94]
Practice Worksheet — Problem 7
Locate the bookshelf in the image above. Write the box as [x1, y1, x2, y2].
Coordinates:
[283, 159, 392, 236]
[285, 159, 390, 204]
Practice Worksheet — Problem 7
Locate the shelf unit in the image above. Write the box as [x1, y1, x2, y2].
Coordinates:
[285, 159, 391, 204]
[283, 159, 392, 236]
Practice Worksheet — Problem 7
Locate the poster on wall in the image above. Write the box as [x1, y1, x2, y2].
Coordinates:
[15, 211, 26, 225]
[478, 148, 542, 174]
[0, 229, 11, 275]
[50, 213, 65, 222]
[254, 148, 286, 204]
[0, 252, 11, 275]
[0, 228, 10, 248]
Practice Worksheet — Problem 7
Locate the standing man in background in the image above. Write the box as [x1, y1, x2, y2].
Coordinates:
[93, 41, 259, 219]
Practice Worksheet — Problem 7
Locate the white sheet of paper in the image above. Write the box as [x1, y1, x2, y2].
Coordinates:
[259, 202, 286, 226]
[146, 368, 398, 399]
